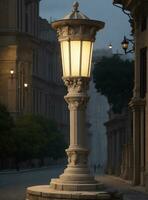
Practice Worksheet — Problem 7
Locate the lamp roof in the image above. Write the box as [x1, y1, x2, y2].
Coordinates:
[63, 2, 89, 20]
[51, 2, 105, 42]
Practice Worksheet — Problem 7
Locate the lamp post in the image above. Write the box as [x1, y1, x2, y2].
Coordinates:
[50, 1, 104, 191]
[27, 2, 122, 200]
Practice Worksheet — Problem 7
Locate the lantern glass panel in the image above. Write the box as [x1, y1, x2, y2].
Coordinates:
[61, 41, 70, 76]
[122, 43, 128, 50]
[70, 41, 81, 76]
[60, 40, 93, 77]
[81, 41, 93, 77]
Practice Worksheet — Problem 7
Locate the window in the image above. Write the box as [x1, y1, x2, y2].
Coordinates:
[140, 47, 147, 98]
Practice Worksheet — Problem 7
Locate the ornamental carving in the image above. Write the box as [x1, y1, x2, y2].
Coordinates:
[63, 77, 89, 93]
[66, 149, 88, 166]
[57, 25, 97, 42]
[65, 97, 88, 110]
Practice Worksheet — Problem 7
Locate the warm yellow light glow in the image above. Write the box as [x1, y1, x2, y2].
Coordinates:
[108, 44, 112, 49]
[10, 69, 14, 74]
[24, 83, 28, 88]
[60, 40, 93, 77]
[81, 41, 93, 77]
[70, 41, 81, 76]
[122, 43, 128, 49]
[61, 41, 70, 76]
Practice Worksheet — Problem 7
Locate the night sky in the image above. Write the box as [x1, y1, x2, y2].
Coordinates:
[40, 0, 131, 53]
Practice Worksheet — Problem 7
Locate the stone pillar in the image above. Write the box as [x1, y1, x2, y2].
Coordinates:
[109, 134, 112, 173]
[140, 105, 145, 186]
[110, 133, 114, 174]
[120, 144, 125, 178]
[50, 77, 100, 191]
[129, 98, 145, 185]
[123, 143, 130, 180]
[115, 132, 121, 176]
[107, 134, 112, 174]
[128, 143, 133, 180]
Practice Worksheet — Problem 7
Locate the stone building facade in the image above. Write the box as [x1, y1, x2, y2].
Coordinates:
[0, 0, 69, 137]
[112, 0, 148, 189]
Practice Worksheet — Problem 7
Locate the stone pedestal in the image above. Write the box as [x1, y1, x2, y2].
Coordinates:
[26, 186, 121, 200]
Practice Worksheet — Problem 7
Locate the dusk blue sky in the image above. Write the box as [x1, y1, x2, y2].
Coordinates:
[40, 0, 131, 53]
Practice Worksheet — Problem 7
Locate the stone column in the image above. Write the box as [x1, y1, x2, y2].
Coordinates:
[115, 132, 121, 176]
[107, 134, 112, 174]
[50, 77, 101, 191]
[129, 98, 145, 185]
[110, 133, 114, 174]
[140, 105, 145, 186]
[128, 142, 133, 180]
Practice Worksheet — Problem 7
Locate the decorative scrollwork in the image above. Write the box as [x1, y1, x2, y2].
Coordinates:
[57, 25, 97, 42]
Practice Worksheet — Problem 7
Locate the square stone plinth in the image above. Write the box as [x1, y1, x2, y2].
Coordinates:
[26, 185, 122, 200]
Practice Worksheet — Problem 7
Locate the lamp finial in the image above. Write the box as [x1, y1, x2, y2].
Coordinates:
[73, 1, 79, 12]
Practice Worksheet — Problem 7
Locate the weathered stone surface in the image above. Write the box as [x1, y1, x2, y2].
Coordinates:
[26, 185, 117, 200]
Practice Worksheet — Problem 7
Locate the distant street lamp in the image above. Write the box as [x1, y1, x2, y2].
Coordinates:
[108, 43, 112, 49]
[10, 69, 14, 79]
[121, 36, 134, 54]
[50, 1, 104, 191]
[24, 83, 28, 88]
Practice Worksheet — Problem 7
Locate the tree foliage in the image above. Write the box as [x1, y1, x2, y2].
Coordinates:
[93, 55, 134, 113]
[0, 106, 66, 169]
[0, 104, 15, 160]
[13, 114, 66, 162]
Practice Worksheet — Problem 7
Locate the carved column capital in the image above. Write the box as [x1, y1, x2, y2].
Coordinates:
[63, 77, 90, 110]
[63, 77, 90, 93]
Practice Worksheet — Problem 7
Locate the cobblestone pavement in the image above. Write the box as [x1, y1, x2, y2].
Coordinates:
[96, 175, 148, 200]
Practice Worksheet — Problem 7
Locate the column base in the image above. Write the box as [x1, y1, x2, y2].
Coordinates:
[49, 147, 101, 191]
[50, 178, 103, 191]
[26, 185, 122, 200]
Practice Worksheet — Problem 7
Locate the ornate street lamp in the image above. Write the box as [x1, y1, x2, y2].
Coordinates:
[27, 2, 122, 200]
[50, 1, 104, 191]
[121, 36, 134, 54]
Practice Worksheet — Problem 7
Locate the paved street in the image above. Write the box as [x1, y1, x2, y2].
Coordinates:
[0, 165, 64, 200]
[1, 166, 148, 200]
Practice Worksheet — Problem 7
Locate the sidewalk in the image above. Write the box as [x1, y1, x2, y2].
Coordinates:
[96, 175, 148, 200]
[0, 164, 65, 175]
